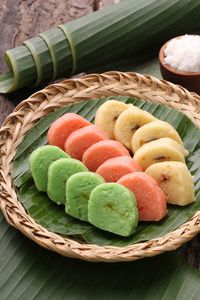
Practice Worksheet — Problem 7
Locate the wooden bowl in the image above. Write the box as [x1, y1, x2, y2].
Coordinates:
[159, 37, 200, 94]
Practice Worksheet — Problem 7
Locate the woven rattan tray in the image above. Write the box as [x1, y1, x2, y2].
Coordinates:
[1, 71, 200, 262]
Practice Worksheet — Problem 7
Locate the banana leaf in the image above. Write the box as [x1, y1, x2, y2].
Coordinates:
[2, 49, 200, 299]
[1, 0, 200, 93]
[0, 212, 200, 300]
[13, 96, 200, 246]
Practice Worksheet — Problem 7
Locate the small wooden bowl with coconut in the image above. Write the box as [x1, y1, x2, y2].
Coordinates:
[159, 35, 200, 94]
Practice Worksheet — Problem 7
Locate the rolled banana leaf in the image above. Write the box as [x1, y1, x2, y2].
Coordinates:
[1, 0, 200, 93]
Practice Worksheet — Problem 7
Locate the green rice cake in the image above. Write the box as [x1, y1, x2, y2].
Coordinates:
[47, 158, 88, 205]
[66, 172, 104, 221]
[29, 145, 69, 192]
[88, 183, 138, 237]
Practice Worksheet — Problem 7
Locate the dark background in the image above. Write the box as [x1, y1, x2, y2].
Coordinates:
[0, 1, 200, 299]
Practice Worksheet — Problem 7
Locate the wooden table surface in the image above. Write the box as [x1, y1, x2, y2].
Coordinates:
[0, 0, 200, 272]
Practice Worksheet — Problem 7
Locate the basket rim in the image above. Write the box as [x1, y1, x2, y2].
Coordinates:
[0, 71, 200, 262]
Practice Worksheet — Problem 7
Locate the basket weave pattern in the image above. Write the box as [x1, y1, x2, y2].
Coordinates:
[0, 71, 200, 262]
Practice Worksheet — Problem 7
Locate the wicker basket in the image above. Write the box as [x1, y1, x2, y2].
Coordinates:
[0, 71, 200, 262]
